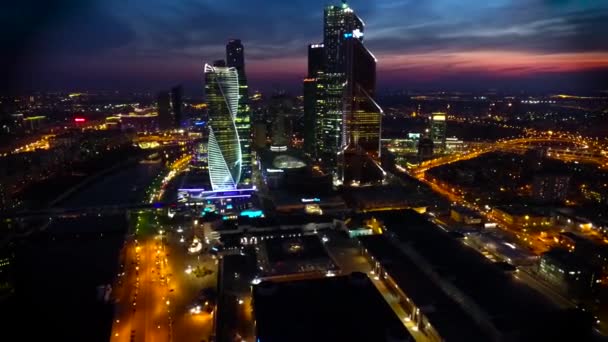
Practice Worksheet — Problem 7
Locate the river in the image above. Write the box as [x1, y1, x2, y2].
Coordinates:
[1, 162, 163, 341]
[57, 162, 162, 208]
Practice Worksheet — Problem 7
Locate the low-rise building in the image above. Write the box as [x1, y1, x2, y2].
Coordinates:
[491, 205, 553, 229]
[538, 248, 599, 299]
[450, 206, 483, 225]
[252, 273, 414, 342]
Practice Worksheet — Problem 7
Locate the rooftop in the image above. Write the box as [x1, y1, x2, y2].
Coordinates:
[542, 248, 598, 272]
[359, 235, 492, 341]
[257, 235, 338, 276]
[252, 273, 414, 342]
[375, 210, 564, 335]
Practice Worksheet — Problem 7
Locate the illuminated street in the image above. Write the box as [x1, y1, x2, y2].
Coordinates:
[110, 211, 217, 342]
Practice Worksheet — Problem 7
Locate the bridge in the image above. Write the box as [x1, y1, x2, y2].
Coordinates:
[134, 133, 199, 149]
[410, 135, 607, 174]
[0, 202, 170, 219]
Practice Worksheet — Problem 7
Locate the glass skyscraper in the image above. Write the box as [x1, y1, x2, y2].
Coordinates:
[204, 62, 242, 190]
[430, 112, 447, 152]
[226, 39, 251, 185]
[344, 31, 382, 158]
[307, 1, 381, 171]
[303, 43, 324, 157]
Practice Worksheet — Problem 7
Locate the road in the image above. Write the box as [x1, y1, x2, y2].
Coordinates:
[513, 268, 576, 309]
[412, 134, 607, 175]
[110, 229, 171, 342]
[110, 210, 217, 342]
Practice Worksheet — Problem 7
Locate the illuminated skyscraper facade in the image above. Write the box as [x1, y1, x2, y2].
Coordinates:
[204, 63, 242, 190]
[344, 31, 382, 158]
[430, 112, 447, 152]
[306, 2, 381, 172]
[226, 39, 252, 185]
[308, 43, 324, 77]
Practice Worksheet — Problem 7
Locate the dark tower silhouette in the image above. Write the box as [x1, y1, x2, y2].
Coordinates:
[226, 39, 252, 185]
[170, 85, 182, 128]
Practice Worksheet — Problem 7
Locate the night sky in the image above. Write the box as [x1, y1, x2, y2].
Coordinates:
[2, 0, 608, 94]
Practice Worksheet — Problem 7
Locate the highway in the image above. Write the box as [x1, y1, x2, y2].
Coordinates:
[412, 134, 608, 175]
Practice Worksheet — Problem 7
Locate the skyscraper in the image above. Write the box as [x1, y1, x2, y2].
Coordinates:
[308, 43, 324, 77]
[430, 112, 447, 152]
[314, 3, 361, 168]
[343, 25, 382, 158]
[303, 44, 324, 157]
[204, 62, 242, 190]
[226, 39, 244, 69]
[157, 91, 171, 130]
[323, 3, 363, 73]
[170, 85, 183, 128]
[310, 1, 382, 172]
[226, 39, 251, 185]
[303, 77, 318, 156]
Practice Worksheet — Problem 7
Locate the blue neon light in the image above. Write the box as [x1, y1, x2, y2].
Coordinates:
[194, 121, 206, 126]
[240, 210, 264, 218]
[226, 204, 233, 209]
[344, 33, 353, 38]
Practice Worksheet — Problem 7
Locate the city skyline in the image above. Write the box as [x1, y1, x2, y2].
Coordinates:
[3, 0, 608, 93]
[2, 2, 608, 341]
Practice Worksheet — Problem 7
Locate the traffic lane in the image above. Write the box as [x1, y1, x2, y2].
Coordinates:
[513, 268, 575, 309]
[111, 241, 138, 341]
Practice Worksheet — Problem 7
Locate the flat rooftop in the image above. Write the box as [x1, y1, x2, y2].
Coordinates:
[451, 205, 482, 217]
[257, 235, 338, 276]
[359, 235, 493, 342]
[493, 204, 552, 217]
[375, 210, 562, 335]
[342, 185, 431, 210]
[252, 273, 414, 342]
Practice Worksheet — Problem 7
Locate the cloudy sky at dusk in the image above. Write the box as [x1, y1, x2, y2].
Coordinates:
[3, 0, 608, 93]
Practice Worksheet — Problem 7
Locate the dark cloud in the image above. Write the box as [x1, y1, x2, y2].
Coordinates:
[366, 8, 608, 55]
[1, 0, 607, 92]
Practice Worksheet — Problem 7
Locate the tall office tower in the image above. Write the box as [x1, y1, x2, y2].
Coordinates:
[315, 4, 353, 167]
[204, 63, 242, 190]
[308, 43, 324, 77]
[303, 77, 318, 156]
[430, 112, 447, 152]
[316, 2, 379, 170]
[343, 27, 382, 158]
[324, 2, 363, 74]
[226, 39, 251, 185]
[157, 92, 172, 130]
[170, 85, 183, 128]
[303, 43, 324, 157]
